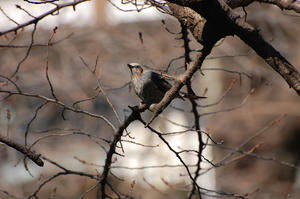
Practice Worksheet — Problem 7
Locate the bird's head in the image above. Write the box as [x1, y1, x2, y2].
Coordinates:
[127, 63, 144, 78]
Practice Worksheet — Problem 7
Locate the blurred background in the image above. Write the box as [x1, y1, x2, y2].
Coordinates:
[0, 0, 299, 199]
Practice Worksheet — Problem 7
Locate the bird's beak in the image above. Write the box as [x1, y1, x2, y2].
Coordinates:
[127, 64, 134, 74]
[127, 64, 133, 70]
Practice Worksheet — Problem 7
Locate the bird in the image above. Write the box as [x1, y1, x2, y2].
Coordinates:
[127, 63, 206, 105]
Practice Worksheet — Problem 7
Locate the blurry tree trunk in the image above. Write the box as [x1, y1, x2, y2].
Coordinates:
[95, 0, 107, 26]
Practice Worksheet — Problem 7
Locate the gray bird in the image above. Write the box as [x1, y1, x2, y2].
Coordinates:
[128, 63, 205, 105]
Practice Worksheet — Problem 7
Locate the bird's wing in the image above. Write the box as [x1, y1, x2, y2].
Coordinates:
[150, 72, 172, 93]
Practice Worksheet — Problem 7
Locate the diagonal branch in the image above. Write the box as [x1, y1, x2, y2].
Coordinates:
[147, 43, 215, 125]
[0, 134, 44, 167]
[165, 0, 300, 95]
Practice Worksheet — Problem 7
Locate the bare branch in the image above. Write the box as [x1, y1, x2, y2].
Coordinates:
[0, 0, 90, 36]
[200, 88, 254, 117]
[24, 101, 48, 146]
[99, 104, 147, 199]
[45, 27, 58, 101]
[0, 189, 20, 199]
[198, 78, 238, 108]
[0, 90, 116, 131]
[165, 0, 300, 95]
[0, 134, 44, 167]
[10, 23, 37, 79]
[79, 56, 122, 124]
[147, 44, 214, 125]
[214, 114, 286, 168]
[0, 6, 20, 25]
[0, 33, 74, 48]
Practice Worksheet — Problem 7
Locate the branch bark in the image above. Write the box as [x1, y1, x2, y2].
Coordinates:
[166, 0, 300, 95]
[0, 134, 44, 167]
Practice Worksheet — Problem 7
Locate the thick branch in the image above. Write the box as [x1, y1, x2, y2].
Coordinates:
[166, 0, 300, 95]
[168, 0, 300, 12]
[0, 134, 44, 167]
[219, 0, 300, 94]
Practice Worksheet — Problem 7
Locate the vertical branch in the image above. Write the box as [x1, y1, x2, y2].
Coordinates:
[180, 21, 191, 69]
[139, 118, 199, 188]
[46, 27, 58, 101]
[99, 105, 146, 199]
[187, 83, 204, 199]
[179, 21, 204, 199]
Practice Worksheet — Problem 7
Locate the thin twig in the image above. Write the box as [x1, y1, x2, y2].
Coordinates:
[0, 0, 90, 36]
[46, 27, 58, 101]
[0, 90, 116, 131]
[10, 23, 37, 79]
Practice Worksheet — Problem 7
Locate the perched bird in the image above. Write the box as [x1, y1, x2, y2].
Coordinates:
[128, 63, 205, 105]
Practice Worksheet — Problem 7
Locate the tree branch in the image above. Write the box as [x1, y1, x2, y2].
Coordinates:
[0, 134, 44, 167]
[147, 43, 214, 125]
[0, 0, 90, 36]
[165, 0, 300, 95]
[99, 104, 147, 199]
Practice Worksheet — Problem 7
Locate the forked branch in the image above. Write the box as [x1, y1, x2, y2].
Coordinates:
[164, 0, 300, 95]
